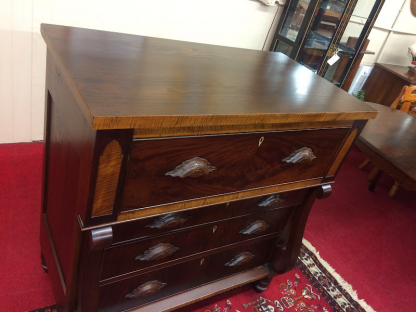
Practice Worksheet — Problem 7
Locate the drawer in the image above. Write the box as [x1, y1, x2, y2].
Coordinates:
[122, 128, 348, 210]
[98, 237, 275, 312]
[101, 208, 291, 280]
[112, 188, 307, 244]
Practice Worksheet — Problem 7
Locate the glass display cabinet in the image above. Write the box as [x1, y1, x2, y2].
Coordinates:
[270, 0, 384, 89]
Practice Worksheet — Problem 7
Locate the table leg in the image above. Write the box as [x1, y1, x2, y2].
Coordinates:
[359, 158, 370, 169]
[388, 182, 400, 197]
[368, 167, 383, 192]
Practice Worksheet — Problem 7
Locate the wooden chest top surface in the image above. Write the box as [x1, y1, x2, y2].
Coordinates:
[41, 24, 377, 130]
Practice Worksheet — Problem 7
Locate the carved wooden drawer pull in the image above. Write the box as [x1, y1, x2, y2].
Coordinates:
[165, 157, 216, 178]
[239, 220, 270, 235]
[135, 243, 179, 262]
[256, 194, 285, 207]
[125, 280, 167, 299]
[225, 252, 255, 267]
[146, 213, 189, 229]
[282, 147, 316, 163]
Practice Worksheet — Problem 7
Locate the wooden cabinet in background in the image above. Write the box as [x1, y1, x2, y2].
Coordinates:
[39, 24, 377, 312]
[362, 63, 416, 106]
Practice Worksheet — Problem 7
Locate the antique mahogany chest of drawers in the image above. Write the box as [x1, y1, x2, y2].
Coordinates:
[39, 24, 377, 312]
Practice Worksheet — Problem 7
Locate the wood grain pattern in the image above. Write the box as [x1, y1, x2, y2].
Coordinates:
[40, 50, 97, 312]
[117, 178, 322, 221]
[111, 189, 307, 243]
[40, 24, 377, 132]
[91, 140, 122, 217]
[122, 129, 348, 210]
[132, 121, 355, 138]
[326, 128, 358, 177]
[39, 24, 377, 312]
[127, 265, 270, 312]
[101, 210, 289, 280]
[98, 238, 275, 312]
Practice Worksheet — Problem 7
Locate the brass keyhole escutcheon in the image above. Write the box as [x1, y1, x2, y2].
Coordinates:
[226, 202, 230, 207]
[258, 136, 264, 147]
[200, 258, 205, 265]
[213, 225, 217, 233]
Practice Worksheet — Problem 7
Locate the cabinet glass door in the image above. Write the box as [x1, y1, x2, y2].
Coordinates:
[323, 0, 377, 85]
[271, 0, 316, 58]
[297, 0, 349, 72]
[280, 0, 313, 42]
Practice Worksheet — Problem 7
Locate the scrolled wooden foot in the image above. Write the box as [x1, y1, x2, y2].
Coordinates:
[41, 253, 48, 273]
[358, 158, 370, 169]
[389, 182, 400, 197]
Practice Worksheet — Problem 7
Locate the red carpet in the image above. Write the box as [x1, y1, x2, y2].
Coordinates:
[1, 143, 415, 311]
[177, 242, 370, 312]
[304, 146, 416, 312]
[0, 143, 54, 312]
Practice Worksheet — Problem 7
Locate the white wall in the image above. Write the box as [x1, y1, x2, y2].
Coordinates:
[361, 0, 416, 66]
[8, 0, 413, 144]
[0, 0, 283, 143]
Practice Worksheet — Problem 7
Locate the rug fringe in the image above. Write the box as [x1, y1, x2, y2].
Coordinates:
[302, 239, 377, 312]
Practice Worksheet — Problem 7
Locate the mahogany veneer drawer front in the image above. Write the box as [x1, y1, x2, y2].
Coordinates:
[101, 207, 292, 280]
[98, 237, 276, 312]
[122, 129, 349, 209]
[112, 189, 307, 244]
[39, 25, 377, 312]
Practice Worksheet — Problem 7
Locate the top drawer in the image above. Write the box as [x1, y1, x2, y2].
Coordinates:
[122, 128, 348, 210]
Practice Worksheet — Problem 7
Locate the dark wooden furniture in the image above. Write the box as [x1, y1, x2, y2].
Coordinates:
[270, 0, 385, 88]
[39, 24, 377, 312]
[356, 102, 416, 196]
[362, 63, 416, 106]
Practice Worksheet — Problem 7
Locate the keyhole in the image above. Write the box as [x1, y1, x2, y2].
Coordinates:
[258, 136, 264, 147]
[200, 258, 205, 265]
[213, 225, 217, 233]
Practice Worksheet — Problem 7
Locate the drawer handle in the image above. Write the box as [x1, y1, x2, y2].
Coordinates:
[282, 147, 316, 163]
[256, 194, 285, 207]
[146, 213, 189, 229]
[135, 243, 179, 262]
[165, 157, 216, 178]
[125, 280, 167, 299]
[239, 220, 270, 235]
[225, 252, 255, 267]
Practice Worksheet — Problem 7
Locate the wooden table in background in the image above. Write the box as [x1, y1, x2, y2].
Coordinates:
[362, 63, 416, 106]
[356, 102, 416, 194]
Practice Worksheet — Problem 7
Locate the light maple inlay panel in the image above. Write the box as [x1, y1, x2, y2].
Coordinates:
[92, 140, 123, 217]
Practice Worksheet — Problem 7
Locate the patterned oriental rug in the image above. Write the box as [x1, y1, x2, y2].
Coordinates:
[29, 240, 373, 312]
